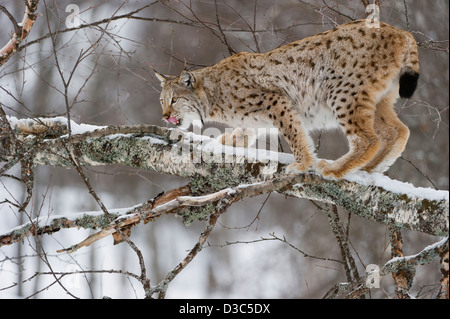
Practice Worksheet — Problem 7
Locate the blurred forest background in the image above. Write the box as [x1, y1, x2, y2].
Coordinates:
[0, 0, 448, 298]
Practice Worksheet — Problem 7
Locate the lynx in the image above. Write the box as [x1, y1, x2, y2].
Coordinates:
[155, 20, 419, 179]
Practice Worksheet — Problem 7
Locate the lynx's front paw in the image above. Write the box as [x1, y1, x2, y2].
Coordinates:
[218, 132, 234, 146]
[285, 162, 311, 174]
[218, 128, 256, 147]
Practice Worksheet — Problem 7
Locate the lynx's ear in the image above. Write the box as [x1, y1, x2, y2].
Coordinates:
[148, 64, 170, 87]
[154, 72, 168, 87]
[179, 71, 195, 88]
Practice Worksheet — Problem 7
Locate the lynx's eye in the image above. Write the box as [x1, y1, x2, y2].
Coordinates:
[170, 97, 178, 104]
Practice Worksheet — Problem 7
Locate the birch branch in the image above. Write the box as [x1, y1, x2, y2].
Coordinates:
[0, 185, 191, 248]
[1, 117, 449, 238]
[380, 237, 449, 277]
[0, 172, 300, 253]
[0, 1, 39, 66]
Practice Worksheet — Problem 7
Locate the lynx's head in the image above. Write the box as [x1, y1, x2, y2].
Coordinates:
[155, 70, 206, 130]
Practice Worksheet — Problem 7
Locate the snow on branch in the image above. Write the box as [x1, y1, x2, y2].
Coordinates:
[323, 237, 449, 299]
[381, 237, 449, 276]
[1, 116, 449, 241]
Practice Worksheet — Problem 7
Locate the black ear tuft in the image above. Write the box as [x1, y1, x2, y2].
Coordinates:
[179, 71, 195, 88]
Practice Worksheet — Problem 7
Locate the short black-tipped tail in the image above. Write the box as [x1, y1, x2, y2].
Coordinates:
[399, 71, 419, 98]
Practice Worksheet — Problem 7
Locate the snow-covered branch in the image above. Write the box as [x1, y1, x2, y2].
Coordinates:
[323, 237, 449, 299]
[1, 116, 449, 240]
[381, 237, 448, 276]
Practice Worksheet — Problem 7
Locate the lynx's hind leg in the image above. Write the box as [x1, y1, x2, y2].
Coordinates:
[317, 100, 381, 179]
[363, 90, 410, 173]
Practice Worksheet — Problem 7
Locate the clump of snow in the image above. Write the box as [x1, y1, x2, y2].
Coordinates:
[140, 135, 168, 145]
[345, 170, 449, 201]
[44, 116, 106, 135]
[181, 130, 294, 165]
[4, 115, 19, 127]
[70, 120, 106, 135]
[6, 115, 106, 135]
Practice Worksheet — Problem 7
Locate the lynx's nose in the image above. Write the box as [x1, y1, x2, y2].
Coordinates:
[162, 113, 170, 121]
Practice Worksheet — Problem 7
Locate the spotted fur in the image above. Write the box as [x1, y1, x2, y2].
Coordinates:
[156, 20, 419, 179]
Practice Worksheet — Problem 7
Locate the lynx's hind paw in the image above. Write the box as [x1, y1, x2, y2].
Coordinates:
[316, 159, 346, 180]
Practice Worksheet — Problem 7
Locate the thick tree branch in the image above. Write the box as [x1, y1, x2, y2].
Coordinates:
[1, 117, 449, 240]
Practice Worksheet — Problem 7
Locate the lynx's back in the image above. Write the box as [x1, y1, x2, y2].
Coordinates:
[246, 20, 419, 119]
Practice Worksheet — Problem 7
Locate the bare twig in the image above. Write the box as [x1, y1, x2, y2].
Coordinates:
[417, 40, 449, 53]
[208, 232, 343, 264]
[324, 204, 363, 297]
[214, 0, 236, 55]
[402, 0, 410, 31]
[153, 198, 227, 299]
[0, 5, 21, 35]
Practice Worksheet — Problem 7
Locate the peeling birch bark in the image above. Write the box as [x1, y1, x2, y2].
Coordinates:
[0, 1, 39, 66]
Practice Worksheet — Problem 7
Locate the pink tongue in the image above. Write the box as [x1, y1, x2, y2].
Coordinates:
[167, 117, 178, 124]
